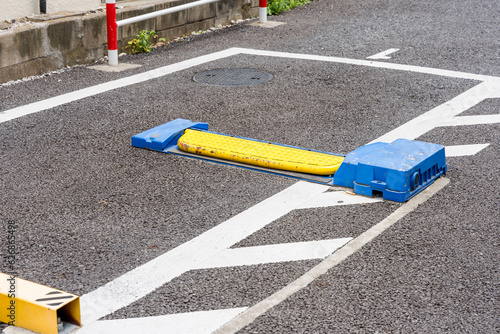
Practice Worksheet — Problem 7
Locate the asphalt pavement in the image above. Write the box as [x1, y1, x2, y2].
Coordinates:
[1, 0, 499, 333]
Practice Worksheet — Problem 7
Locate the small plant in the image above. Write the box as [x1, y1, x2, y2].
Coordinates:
[127, 30, 165, 54]
[267, 0, 311, 15]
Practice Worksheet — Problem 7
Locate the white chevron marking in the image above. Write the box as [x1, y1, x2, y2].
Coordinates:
[445, 144, 490, 157]
[193, 238, 352, 269]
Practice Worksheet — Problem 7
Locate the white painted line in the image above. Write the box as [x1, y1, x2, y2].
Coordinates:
[444, 114, 500, 126]
[3, 47, 500, 124]
[213, 177, 450, 334]
[367, 48, 400, 60]
[193, 238, 352, 269]
[0, 48, 241, 124]
[79, 181, 329, 326]
[249, 21, 286, 28]
[88, 63, 142, 72]
[446, 143, 490, 157]
[77, 308, 247, 334]
[298, 191, 382, 209]
[369, 81, 500, 144]
[235, 48, 498, 81]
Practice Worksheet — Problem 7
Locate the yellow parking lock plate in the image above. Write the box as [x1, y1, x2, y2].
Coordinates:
[132, 119, 448, 201]
[178, 129, 344, 176]
[0, 273, 81, 334]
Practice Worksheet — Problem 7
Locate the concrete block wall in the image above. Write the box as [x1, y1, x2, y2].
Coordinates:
[1, 0, 102, 22]
[0, 0, 259, 83]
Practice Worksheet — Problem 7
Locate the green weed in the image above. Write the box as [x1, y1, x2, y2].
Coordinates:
[267, 0, 311, 15]
[127, 30, 166, 54]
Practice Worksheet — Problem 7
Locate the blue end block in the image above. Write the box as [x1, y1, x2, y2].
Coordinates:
[334, 139, 447, 202]
[131, 118, 208, 151]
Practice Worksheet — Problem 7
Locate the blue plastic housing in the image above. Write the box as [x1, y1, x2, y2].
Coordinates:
[333, 139, 447, 202]
[131, 118, 208, 151]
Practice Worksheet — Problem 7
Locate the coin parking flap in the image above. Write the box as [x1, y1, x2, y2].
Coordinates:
[0, 273, 81, 334]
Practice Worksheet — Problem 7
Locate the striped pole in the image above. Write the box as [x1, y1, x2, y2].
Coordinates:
[259, 0, 267, 23]
[106, 0, 118, 66]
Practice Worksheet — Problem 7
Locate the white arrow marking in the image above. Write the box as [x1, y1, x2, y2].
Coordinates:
[77, 308, 247, 334]
[193, 238, 352, 269]
[445, 143, 490, 157]
[367, 48, 400, 60]
[298, 191, 382, 209]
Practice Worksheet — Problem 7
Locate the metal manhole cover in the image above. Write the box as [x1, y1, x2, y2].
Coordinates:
[193, 68, 273, 86]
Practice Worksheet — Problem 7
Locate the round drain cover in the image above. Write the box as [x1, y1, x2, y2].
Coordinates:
[193, 68, 273, 87]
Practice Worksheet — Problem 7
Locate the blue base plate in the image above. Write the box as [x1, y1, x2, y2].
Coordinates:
[333, 139, 447, 202]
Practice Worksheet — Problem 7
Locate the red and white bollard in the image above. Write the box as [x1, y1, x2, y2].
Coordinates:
[259, 0, 267, 23]
[106, 0, 118, 66]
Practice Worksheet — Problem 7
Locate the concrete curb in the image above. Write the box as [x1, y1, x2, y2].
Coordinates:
[0, 0, 259, 83]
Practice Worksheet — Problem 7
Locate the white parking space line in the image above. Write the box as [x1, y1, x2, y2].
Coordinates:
[238, 48, 496, 81]
[2, 47, 499, 124]
[0, 49, 241, 124]
[367, 48, 400, 60]
[80, 181, 328, 325]
[214, 178, 450, 334]
[77, 308, 247, 334]
[446, 144, 490, 157]
[192, 238, 352, 269]
[370, 81, 500, 144]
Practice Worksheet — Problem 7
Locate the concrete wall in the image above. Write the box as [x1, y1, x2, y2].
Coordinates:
[2, 0, 38, 21]
[48, 0, 102, 15]
[1, 0, 102, 22]
[0, 0, 259, 83]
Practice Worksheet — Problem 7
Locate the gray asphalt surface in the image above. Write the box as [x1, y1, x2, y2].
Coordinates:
[1, 0, 499, 332]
